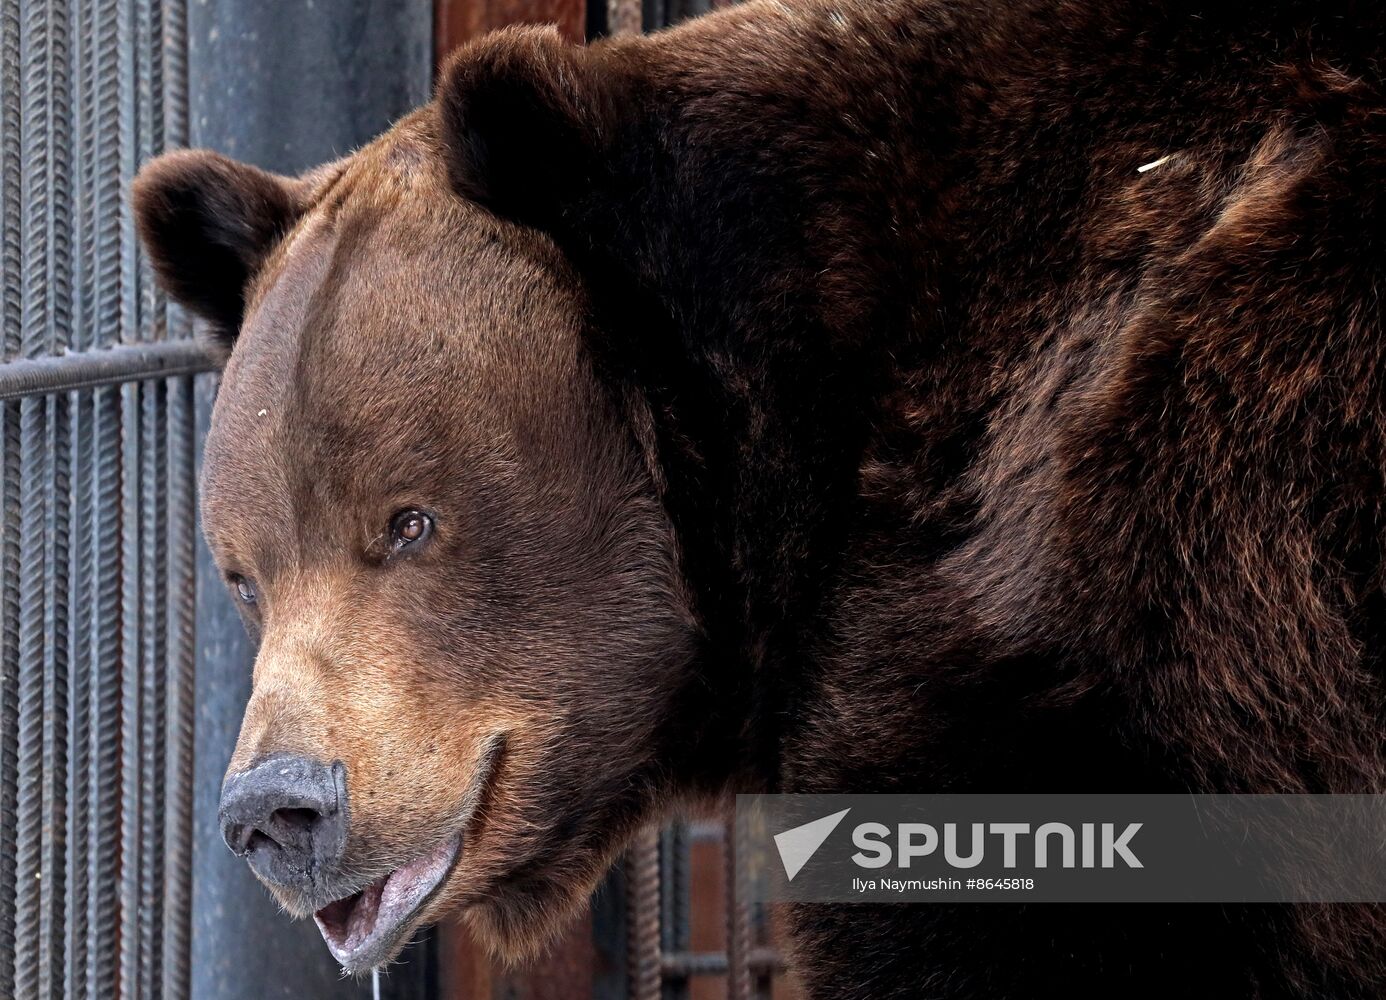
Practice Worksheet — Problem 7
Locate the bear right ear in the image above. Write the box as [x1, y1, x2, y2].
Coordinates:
[437, 26, 621, 237]
[132, 149, 306, 349]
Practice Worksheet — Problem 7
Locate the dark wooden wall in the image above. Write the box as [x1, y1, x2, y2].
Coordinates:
[435, 0, 585, 68]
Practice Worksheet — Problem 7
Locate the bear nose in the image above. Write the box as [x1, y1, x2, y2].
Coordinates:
[218, 754, 348, 889]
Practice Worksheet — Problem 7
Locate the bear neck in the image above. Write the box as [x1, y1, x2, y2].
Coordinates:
[565, 11, 942, 793]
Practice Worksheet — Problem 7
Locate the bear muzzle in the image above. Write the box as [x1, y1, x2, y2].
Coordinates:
[219, 748, 482, 972]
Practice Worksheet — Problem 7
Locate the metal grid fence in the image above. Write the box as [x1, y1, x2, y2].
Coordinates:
[0, 2, 215, 999]
[622, 819, 786, 1000]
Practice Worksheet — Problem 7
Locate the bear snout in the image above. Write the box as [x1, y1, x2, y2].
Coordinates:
[218, 753, 349, 895]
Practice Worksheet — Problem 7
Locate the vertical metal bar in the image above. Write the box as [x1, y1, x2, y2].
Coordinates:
[0, 401, 20, 996]
[63, 9, 97, 994]
[65, 387, 95, 1000]
[0, 1, 19, 990]
[162, 374, 195, 1000]
[93, 0, 122, 350]
[86, 382, 122, 1000]
[163, 0, 186, 155]
[42, 0, 74, 989]
[20, 0, 59, 360]
[0, 0, 19, 364]
[78, 0, 126, 952]
[119, 378, 142, 1000]
[14, 397, 49, 1000]
[40, 390, 71, 1000]
[138, 0, 170, 984]
[72, 0, 94, 357]
[658, 824, 690, 1000]
[140, 375, 168, 1000]
[115, 6, 157, 997]
[117, 0, 136, 347]
[725, 815, 750, 1000]
[627, 826, 662, 1000]
[136, 0, 165, 351]
[88, 1, 126, 987]
[162, 0, 189, 358]
[45, 0, 73, 356]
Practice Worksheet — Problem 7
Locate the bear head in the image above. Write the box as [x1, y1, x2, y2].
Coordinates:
[133, 27, 707, 973]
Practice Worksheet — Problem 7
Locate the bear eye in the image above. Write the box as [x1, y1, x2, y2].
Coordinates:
[388, 509, 433, 553]
[231, 575, 257, 604]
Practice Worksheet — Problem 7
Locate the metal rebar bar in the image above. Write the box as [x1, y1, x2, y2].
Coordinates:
[14, 396, 48, 1000]
[86, 382, 121, 1000]
[0, 400, 21, 996]
[0, 0, 21, 947]
[161, 373, 194, 1000]
[92, 0, 121, 351]
[0, 0, 20, 364]
[725, 813, 751, 1000]
[39, 390, 71, 998]
[139, 375, 168, 999]
[64, 387, 94, 1000]
[627, 826, 662, 1000]
[118, 378, 142, 1000]
[0, 340, 217, 401]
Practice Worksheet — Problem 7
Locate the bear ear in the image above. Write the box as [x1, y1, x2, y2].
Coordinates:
[131, 149, 306, 348]
[437, 26, 617, 235]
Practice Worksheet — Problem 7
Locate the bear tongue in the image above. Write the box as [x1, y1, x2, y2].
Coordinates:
[313, 835, 461, 970]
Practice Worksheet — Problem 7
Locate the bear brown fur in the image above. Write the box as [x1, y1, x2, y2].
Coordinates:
[134, 0, 1386, 995]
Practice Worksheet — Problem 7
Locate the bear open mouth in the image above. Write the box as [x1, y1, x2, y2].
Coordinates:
[312, 833, 461, 971]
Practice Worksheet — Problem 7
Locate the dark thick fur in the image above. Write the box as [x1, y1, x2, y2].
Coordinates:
[443, 2, 1386, 995]
[135, 0, 1386, 995]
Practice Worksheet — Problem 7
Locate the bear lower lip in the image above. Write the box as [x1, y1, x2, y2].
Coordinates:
[312, 834, 461, 971]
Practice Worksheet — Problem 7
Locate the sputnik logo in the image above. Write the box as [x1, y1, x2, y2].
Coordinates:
[774, 808, 851, 880]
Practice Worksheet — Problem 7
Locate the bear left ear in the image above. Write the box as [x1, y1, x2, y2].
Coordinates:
[132, 149, 308, 349]
[437, 25, 620, 236]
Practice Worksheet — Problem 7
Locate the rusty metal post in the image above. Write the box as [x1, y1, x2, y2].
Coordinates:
[626, 825, 663, 1000]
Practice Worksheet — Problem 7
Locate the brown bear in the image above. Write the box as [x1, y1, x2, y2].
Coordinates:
[132, 0, 1386, 995]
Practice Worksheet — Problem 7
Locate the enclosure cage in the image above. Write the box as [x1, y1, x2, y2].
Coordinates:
[0, 1, 793, 998]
